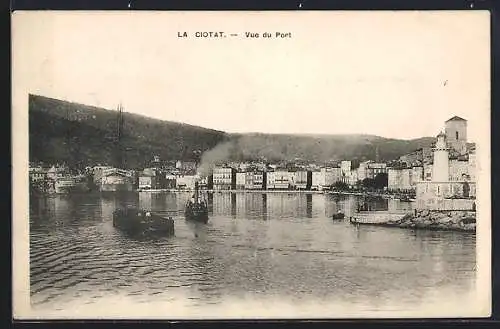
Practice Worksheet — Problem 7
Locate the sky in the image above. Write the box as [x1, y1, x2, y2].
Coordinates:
[12, 11, 490, 141]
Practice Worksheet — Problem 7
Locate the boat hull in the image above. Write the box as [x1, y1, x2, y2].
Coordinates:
[184, 207, 209, 224]
[113, 208, 175, 237]
[332, 213, 345, 220]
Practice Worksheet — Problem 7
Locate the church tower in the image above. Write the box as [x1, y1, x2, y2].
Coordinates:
[445, 116, 467, 155]
[432, 132, 450, 182]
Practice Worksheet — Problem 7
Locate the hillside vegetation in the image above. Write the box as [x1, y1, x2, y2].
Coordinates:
[29, 95, 228, 168]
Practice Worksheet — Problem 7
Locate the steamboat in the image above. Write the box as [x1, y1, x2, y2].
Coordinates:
[185, 182, 209, 223]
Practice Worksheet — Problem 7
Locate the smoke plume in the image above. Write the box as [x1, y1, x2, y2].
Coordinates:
[197, 141, 236, 177]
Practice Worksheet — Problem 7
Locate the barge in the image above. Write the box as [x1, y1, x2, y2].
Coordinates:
[113, 207, 175, 237]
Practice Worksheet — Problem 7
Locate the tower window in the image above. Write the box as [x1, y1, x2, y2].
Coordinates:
[456, 131, 459, 140]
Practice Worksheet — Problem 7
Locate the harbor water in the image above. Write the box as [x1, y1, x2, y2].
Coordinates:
[29, 192, 478, 318]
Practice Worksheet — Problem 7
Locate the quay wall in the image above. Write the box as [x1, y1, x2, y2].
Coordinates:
[351, 209, 476, 232]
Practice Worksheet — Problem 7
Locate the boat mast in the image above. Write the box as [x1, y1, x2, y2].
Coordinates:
[194, 181, 199, 202]
[115, 103, 124, 168]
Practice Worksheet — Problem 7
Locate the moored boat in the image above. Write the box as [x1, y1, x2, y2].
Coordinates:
[332, 211, 345, 220]
[113, 207, 175, 237]
[185, 182, 209, 223]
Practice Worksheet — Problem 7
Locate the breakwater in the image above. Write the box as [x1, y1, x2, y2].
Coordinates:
[351, 209, 476, 232]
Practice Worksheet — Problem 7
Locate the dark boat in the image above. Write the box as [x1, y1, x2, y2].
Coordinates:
[332, 211, 345, 220]
[185, 182, 209, 223]
[113, 207, 175, 237]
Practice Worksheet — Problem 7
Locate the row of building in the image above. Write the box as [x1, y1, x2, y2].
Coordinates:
[30, 116, 476, 199]
[30, 153, 475, 193]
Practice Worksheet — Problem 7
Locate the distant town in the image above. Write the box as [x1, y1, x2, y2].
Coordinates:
[29, 116, 476, 210]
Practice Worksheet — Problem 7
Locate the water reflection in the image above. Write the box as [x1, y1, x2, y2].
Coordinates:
[29, 191, 476, 316]
[262, 194, 268, 221]
[306, 194, 312, 219]
[231, 193, 237, 218]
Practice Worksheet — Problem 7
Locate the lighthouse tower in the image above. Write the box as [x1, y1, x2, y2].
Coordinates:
[432, 132, 449, 182]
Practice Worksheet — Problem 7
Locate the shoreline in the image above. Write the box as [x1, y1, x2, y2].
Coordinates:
[33, 188, 412, 201]
[136, 189, 407, 199]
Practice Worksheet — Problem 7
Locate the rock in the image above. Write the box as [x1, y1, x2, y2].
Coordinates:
[463, 223, 476, 231]
[437, 216, 450, 225]
[415, 222, 427, 229]
[422, 219, 432, 226]
[462, 217, 476, 225]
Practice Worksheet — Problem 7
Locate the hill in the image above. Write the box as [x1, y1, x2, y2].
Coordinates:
[29, 94, 229, 168]
[29, 94, 435, 170]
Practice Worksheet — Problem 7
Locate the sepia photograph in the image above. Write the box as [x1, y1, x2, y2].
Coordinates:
[12, 10, 491, 319]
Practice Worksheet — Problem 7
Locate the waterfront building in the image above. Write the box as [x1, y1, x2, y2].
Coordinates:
[310, 167, 339, 190]
[331, 167, 342, 185]
[91, 165, 114, 184]
[423, 163, 433, 181]
[244, 172, 255, 190]
[449, 158, 470, 181]
[176, 174, 198, 190]
[387, 167, 412, 192]
[468, 149, 476, 182]
[100, 168, 135, 192]
[347, 170, 359, 186]
[163, 173, 177, 189]
[357, 161, 386, 183]
[46, 165, 69, 180]
[236, 172, 246, 189]
[138, 175, 160, 190]
[367, 162, 387, 178]
[213, 166, 236, 190]
[322, 168, 335, 189]
[340, 161, 352, 183]
[291, 170, 309, 190]
[410, 166, 424, 187]
[244, 171, 266, 190]
[357, 161, 369, 181]
[29, 166, 48, 182]
[267, 170, 289, 190]
[311, 170, 324, 190]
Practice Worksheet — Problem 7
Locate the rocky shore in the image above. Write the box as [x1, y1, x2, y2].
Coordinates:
[352, 209, 476, 232]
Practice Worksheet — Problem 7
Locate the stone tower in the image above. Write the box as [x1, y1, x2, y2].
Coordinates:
[432, 132, 450, 182]
[445, 116, 467, 155]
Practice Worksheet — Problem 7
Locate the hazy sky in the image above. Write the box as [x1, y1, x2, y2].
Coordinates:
[13, 11, 490, 141]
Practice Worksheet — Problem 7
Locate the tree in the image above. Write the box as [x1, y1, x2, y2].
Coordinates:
[373, 172, 388, 189]
[333, 181, 349, 190]
[361, 178, 376, 189]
